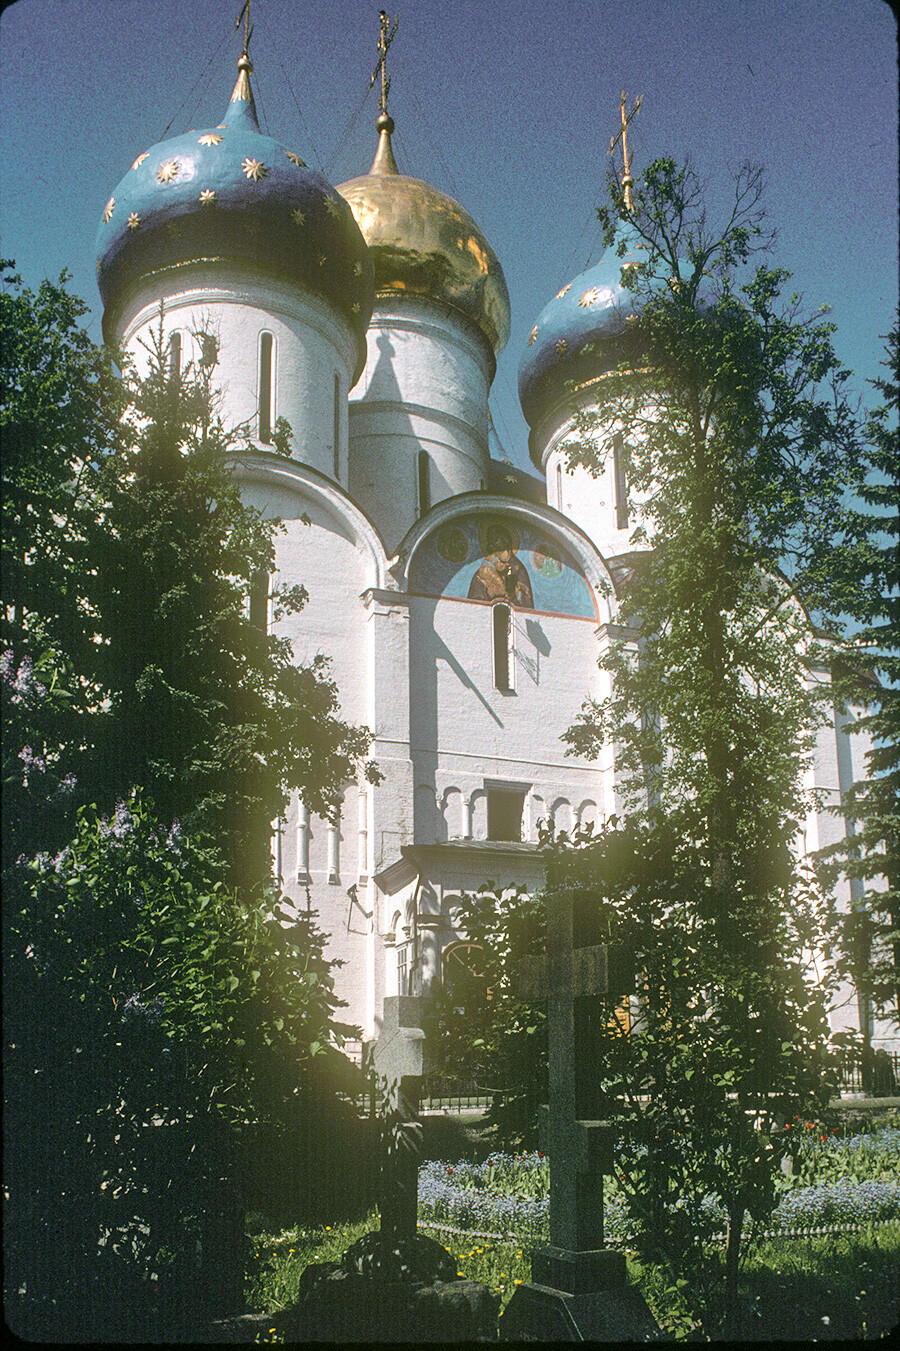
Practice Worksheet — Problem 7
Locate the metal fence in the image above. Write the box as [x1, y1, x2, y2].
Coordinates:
[837, 1048, 900, 1096]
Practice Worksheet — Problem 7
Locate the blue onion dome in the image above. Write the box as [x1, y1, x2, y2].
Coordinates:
[96, 54, 374, 378]
[336, 113, 510, 360]
[518, 220, 650, 432]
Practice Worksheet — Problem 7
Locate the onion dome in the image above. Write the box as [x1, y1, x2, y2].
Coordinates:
[336, 113, 510, 358]
[96, 54, 374, 378]
[518, 222, 650, 431]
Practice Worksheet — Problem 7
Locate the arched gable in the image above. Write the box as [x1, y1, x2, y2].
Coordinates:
[231, 450, 392, 591]
[396, 492, 619, 624]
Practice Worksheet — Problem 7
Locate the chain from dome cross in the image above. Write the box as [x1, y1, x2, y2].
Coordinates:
[371, 10, 400, 118]
[609, 92, 642, 212]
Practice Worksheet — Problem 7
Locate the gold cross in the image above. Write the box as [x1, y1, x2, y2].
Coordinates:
[235, 0, 252, 58]
[370, 10, 400, 117]
[609, 91, 642, 211]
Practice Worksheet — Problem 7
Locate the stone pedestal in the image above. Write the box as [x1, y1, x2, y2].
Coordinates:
[500, 1281, 660, 1342]
[531, 1244, 625, 1294]
[288, 1232, 499, 1343]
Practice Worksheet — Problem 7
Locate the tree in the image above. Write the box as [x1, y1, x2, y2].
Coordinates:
[2, 271, 380, 1336]
[563, 159, 862, 924]
[548, 154, 870, 1330]
[824, 321, 899, 1037]
[87, 318, 379, 891]
[1, 261, 123, 869]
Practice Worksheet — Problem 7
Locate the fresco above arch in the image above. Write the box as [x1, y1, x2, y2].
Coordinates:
[410, 513, 596, 619]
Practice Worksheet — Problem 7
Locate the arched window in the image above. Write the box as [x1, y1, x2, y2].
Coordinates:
[258, 332, 274, 443]
[333, 372, 342, 478]
[249, 569, 268, 631]
[167, 331, 181, 384]
[492, 601, 512, 691]
[613, 432, 628, 529]
[441, 941, 487, 1005]
[418, 450, 431, 514]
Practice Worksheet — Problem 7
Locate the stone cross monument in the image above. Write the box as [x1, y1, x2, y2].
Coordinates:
[502, 886, 659, 1341]
[515, 887, 631, 1292]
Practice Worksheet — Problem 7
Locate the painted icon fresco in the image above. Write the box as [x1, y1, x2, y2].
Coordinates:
[411, 514, 596, 618]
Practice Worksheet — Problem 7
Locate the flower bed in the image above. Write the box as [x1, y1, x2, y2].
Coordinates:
[418, 1128, 900, 1243]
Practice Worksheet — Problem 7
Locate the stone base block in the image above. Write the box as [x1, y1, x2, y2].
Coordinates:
[499, 1281, 660, 1342]
[531, 1244, 626, 1294]
[283, 1258, 499, 1342]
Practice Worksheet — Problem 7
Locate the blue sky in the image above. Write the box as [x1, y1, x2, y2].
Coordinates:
[1, 0, 897, 470]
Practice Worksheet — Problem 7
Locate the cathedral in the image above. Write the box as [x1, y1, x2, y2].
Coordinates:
[94, 45, 892, 1065]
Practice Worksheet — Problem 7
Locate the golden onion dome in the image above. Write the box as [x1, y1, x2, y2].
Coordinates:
[336, 114, 510, 356]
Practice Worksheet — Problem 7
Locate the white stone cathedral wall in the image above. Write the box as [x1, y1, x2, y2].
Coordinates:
[408, 593, 613, 843]
[114, 265, 358, 480]
[349, 297, 493, 550]
[540, 403, 655, 560]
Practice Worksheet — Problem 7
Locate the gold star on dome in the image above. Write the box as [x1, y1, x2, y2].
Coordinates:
[555, 338, 568, 355]
[242, 157, 267, 181]
[198, 133, 223, 147]
[318, 253, 327, 266]
[529, 326, 538, 345]
[579, 288, 599, 308]
[353, 261, 363, 276]
[325, 196, 342, 217]
[555, 284, 571, 299]
[291, 207, 306, 227]
[581, 341, 596, 355]
[131, 152, 148, 170]
[199, 189, 216, 206]
[166, 220, 181, 237]
[156, 160, 179, 184]
[351, 301, 360, 313]
[285, 150, 306, 167]
[127, 212, 140, 230]
[95, 259, 102, 275]
[103, 197, 115, 223]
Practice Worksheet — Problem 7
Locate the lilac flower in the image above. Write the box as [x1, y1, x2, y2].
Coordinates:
[3, 654, 48, 705]
[165, 820, 183, 854]
[121, 993, 165, 1026]
[18, 745, 46, 785]
[100, 798, 137, 841]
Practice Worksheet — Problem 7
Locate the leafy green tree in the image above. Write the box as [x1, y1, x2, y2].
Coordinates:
[2, 271, 379, 1335]
[563, 159, 862, 924]
[1, 261, 122, 868]
[446, 817, 836, 1336]
[825, 321, 899, 1034]
[5, 792, 367, 1339]
[87, 318, 377, 891]
[553, 155, 868, 1329]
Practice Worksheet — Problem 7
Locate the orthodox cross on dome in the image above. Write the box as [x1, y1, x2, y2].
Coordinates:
[371, 9, 400, 118]
[609, 91, 642, 212]
[235, 0, 253, 59]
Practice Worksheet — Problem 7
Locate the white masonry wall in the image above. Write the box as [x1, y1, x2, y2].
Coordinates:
[113, 264, 359, 482]
[348, 295, 494, 551]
